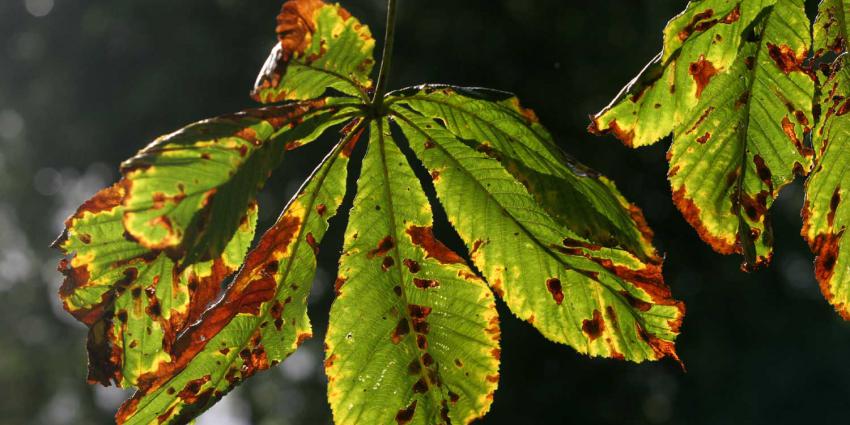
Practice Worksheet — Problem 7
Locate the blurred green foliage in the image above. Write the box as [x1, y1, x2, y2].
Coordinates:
[1, 0, 848, 424]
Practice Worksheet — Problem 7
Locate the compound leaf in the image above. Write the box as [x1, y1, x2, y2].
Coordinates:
[55, 182, 256, 388]
[115, 120, 365, 424]
[591, 0, 815, 270]
[252, 0, 376, 103]
[326, 119, 499, 425]
[391, 105, 684, 363]
[121, 100, 356, 264]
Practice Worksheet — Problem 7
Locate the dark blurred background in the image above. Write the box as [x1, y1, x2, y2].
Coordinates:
[1, 0, 847, 424]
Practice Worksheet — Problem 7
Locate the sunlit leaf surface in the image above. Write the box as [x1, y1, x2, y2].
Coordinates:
[591, 0, 814, 271]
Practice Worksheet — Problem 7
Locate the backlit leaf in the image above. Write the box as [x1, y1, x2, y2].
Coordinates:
[804, 54, 850, 320]
[56, 0, 685, 422]
[115, 121, 365, 424]
[813, 0, 850, 56]
[391, 106, 684, 364]
[55, 182, 257, 387]
[391, 85, 657, 260]
[121, 100, 356, 263]
[326, 119, 499, 425]
[591, 0, 815, 270]
[252, 0, 376, 103]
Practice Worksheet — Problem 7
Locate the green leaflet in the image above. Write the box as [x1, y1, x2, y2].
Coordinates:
[590, 0, 772, 147]
[55, 182, 256, 387]
[116, 121, 364, 424]
[252, 0, 375, 103]
[591, 0, 814, 270]
[389, 85, 657, 261]
[391, 107, 684, 363]
[814, 0, 850, 55]
[121, 100, 355, 263]
[805, 54, 850, 320]
[326, 119, 500, 425]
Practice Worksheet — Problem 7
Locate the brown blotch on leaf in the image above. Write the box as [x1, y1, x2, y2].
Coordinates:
[412, 378, 428, 393]
[406, 225, 464, 264]
[341, 125, 365, 158]
[413, 278, 439, 289]
[391, 319, 410, 344]
[334, 277, 347, 296]
[324, 353, 337, 370]
[829, 187, 841, 228]
[685, 106, 716, 135]
[735, 91, 750, 109]
[545, 278, 564, 305]
[621, 291, 652, 312]
[395, 400, 417, 425]
[696, 132, 711, 144]
[582, 309, 605, 341]
[688, 55, 718, 98]
[306, 232, 319, 255]
[407, 359, 421, 375]
[753, 155, 773, 192]
[588, 119, 635, 147]
[677, 6, 739, 42]
[781, 116, 811, 157]
[382, 256, 395, 271]
[367, 236, 395, 258]
[767, 43, 806, 74]
[403, 259, 421, 273]
[316, 203, 327, 216]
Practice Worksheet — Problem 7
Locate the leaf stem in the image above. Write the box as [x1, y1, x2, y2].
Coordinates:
[372, 0, 397, 112]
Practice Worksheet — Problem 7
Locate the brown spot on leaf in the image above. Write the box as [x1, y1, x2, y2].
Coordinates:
[545, 278, 564, 305]
[367, 236, 395, 258]
[296, 332, 312, 346]
[403, 259, 421, 273]
[341, 125, 365, 158]
[781, 116, 810, 156]
[689, 55, 718, 98]
[696, 132, 711, 144]
[413, 278, 439, 289]
[677, 6, 739, 42]
[735, 91, 750, 109]
[412, 378, 428, 393]
[406, 225, 464, 264]
[767, 43, 806, 74]
[316, 203, 327, 216]
[334, 277, 346, 296]
[753, 155, 773, 192]
[829, 187, 841, 228]
[382, 256, 395, 271]
[582, 310, 605, 341]
[391, 319, 410, 344]
[685, 106, 715, 135]
[621, 291, 652, 312]
[395, 400, 417, 425]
